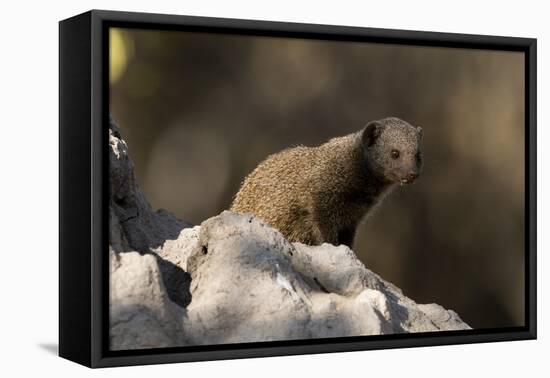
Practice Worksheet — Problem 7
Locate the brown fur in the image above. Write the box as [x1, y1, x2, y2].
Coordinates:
[231, 118, 422, 246]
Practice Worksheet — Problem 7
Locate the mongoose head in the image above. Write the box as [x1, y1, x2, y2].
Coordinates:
[361, 117, 423, 185]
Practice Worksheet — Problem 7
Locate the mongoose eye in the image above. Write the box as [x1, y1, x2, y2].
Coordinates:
[391, 149, 400, 159]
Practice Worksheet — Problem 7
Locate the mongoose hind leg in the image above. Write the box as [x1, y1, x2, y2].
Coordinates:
[287, 219, 325, 246]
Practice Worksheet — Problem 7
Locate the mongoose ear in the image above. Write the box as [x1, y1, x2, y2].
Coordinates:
[417, 126, 423, 141]
[362, 121, 383, 147]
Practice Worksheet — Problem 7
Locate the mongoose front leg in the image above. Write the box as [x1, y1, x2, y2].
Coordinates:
[337, 226, 356, 248]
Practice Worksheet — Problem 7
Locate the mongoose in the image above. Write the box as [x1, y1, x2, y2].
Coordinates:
[231, 117, 423, 247]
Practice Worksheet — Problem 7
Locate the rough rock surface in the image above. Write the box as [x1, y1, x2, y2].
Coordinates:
[110, 248, 187, 350]
[108, 119, 470, 350]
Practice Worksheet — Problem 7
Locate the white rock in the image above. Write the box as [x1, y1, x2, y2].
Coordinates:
[180, 212, 470, 343]
[109, 249, 186, 350]
[108, 118, 470, 349]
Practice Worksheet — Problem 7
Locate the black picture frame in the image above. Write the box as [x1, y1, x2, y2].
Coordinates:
[59, 9, 537, 368]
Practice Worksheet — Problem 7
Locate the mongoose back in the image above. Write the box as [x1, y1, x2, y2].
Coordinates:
[231, 117, 423, 247]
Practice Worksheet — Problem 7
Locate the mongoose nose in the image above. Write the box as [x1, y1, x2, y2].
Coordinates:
[408, 171, 419, 180]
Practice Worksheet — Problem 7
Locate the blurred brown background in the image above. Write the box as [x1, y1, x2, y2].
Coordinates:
[109, 27, 525, 329]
